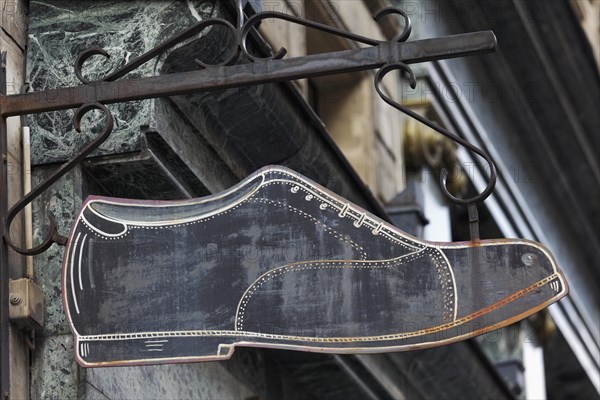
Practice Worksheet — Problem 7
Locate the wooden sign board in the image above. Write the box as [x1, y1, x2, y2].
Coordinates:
[62, 166, 568, 367]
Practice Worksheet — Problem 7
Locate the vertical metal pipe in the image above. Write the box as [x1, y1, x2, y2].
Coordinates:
[0, 50, 10, 400]
[22, 127, 32, 279]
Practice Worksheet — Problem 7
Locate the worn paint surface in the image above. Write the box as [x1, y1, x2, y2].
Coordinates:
[62, 166, 568, 366]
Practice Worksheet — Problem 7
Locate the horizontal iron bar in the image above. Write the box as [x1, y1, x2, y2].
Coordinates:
[0, 31, 496, 117]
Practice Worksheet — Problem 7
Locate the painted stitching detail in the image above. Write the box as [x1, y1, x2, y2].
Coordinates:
[248, 197, 367, 260]
[268, 179, 422, 251]
[128, 201, 248, 232]
[430, 250, 454, 323]
[81, 170, 423, 253]
[79, 274, 560, 344]
[236, 250, 429, 330]
[81, 219, 129, 241]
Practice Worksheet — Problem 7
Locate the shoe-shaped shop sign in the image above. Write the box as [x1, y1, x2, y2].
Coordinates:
[1, 1, 568, 369]
[63, 166, 568, 367]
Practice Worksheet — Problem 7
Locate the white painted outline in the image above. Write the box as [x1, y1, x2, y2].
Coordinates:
[70, 232, 81, 314]
[74, 273, 565, 349]
[71, 254, 567, 367]
[73, 281, 567, 368]
[81, 209, 128, 238]
[86, 173, 266, 227]
[436, 239, 560, 276]
[74, 168, 562, 264]
[436, 248, 458, 321]
[78, 234, 87, 291]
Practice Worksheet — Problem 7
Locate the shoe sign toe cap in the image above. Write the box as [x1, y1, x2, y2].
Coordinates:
[440, 240, 567, 322]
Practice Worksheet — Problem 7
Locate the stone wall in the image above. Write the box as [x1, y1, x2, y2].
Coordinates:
[26, 1, 258, 398]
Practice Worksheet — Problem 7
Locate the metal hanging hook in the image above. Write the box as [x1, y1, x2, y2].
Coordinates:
[373, 7, 412, 43]
[374, 62, 497, 240]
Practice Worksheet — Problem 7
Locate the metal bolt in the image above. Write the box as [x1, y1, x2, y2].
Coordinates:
[9, 294, 22, 305]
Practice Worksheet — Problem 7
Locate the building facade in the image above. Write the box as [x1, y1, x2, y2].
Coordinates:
[1, 0, 599, 399]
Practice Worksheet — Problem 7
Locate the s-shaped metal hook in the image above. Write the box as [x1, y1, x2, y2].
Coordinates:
[375, 63, 497, 241]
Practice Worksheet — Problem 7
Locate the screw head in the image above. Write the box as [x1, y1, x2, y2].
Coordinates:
[9, 294, 22, 305]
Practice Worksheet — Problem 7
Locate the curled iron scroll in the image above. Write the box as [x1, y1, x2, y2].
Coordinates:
[373, 7, 412, 43]
[375, 62, 497, 240]
[75, 17, 240, 84]
[3, 103, 114, 255]
[374, 62, 497, 207]
[240, 7, 412, 61]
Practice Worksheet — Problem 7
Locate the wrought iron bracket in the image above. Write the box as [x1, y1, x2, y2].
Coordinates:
[0, 1, 497, 255]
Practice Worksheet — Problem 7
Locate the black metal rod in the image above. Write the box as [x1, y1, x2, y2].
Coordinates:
[0, 31, 496, 118]
[468, 204, 480, 241]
